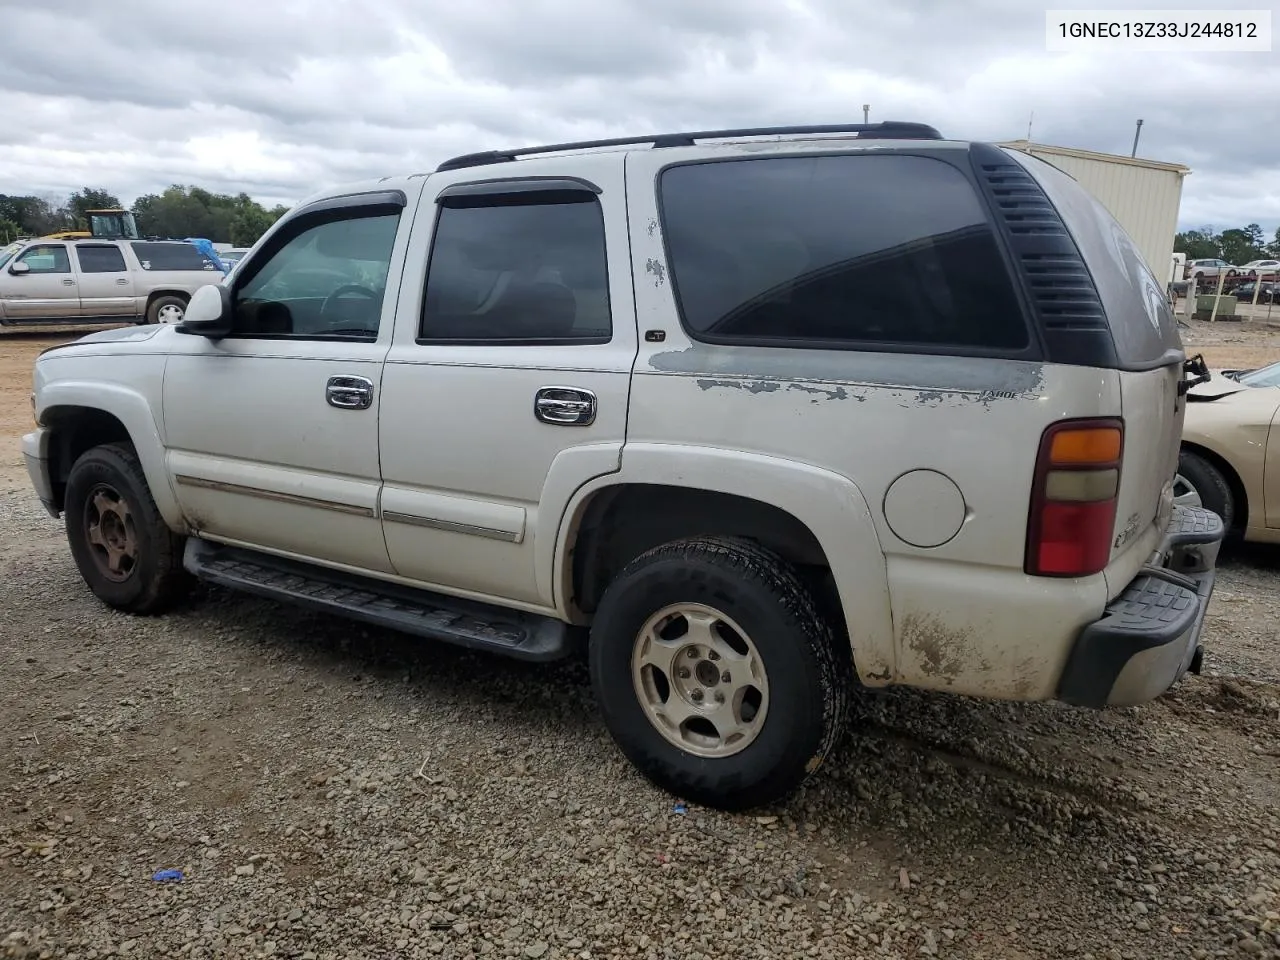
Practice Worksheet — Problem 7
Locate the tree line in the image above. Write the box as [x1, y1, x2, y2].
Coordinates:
[1175, 224, 1280, 264]
[0, 186, 290, 247]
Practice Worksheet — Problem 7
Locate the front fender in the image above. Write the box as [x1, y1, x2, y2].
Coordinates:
[550, 442, 896, 686]
[37, 377, 184, 531]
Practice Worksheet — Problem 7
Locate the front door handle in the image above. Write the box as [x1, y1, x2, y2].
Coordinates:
[534, 386, 596, 426]
[115, 278, 129, 285]
[326, 375, 374, 410]
[61, 278, 75, 286]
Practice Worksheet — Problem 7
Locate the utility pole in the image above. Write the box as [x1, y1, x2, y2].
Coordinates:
[1027, 111, 1034, 140]
[862, 104, 870, 124]
[1131, 119, 1144, 157]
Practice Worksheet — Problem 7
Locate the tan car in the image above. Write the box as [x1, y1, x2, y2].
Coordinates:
[1178, 362, 1280, 543]
[0, 237, 224, 327]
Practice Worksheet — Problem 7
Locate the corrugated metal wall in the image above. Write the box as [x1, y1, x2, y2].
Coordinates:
[1003, 144, 1187, 283]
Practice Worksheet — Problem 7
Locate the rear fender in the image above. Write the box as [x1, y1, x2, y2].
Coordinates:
[550, 442, 896, 685]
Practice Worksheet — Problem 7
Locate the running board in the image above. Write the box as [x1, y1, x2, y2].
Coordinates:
[183, 540, 570, 661]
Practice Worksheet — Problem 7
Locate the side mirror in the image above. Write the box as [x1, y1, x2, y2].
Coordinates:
[175, 283, 233, 338]
[9, 262, 30, 275]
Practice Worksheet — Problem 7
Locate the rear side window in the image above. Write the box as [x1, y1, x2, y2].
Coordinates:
[659, 154, 1029, 352]
[75, 245, 127, 273]
[421, 193, 611, 343]
[130, 241, 218, 272]
[1010, 151, 1181, 369]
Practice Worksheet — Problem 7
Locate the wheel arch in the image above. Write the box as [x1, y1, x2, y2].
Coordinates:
[38, 385, 184, 530]
[550, 443, 896, 685]
[1180, 440, 1249, 532]
[144, 289, 191, 320]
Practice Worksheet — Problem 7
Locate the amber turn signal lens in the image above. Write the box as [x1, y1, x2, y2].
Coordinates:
[1048, 427, 1122, 465]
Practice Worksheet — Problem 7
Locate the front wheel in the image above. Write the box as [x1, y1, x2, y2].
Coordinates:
[64, 443, 191, 613]
[589, 536, 851, 811]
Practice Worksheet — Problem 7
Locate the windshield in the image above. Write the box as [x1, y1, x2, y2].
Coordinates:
[1235, 362, 1280, 387]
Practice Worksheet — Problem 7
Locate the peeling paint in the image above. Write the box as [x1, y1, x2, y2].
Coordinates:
[786, 382, 852, 403]
[695, 378, 780, 394]
[645, 258, 666, 286]
[646, 218, 658, 237]
[647, 344, 1045, 398]
[914, 389, 947, 406]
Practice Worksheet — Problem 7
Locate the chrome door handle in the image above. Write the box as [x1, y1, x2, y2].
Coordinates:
[326, 375, 374, 410]
[115, 278, 129, 285]
[534, 386, 596, 426]
[61, 278, 75, 286]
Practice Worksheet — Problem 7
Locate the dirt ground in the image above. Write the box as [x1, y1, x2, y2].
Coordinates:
[1, 322, 1278, 960]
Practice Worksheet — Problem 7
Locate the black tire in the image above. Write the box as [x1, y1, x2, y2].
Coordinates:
[146, 294, 187, 325]
[64, 442, 190, 614]
[588, 536, 851, 811]
[1177, 449, 1235, 532]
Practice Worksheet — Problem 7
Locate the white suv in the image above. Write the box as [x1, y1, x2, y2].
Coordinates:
[23, 122, 1223, 809]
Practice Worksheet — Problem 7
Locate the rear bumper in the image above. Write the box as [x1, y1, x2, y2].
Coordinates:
[1057, 504, 1224, 709]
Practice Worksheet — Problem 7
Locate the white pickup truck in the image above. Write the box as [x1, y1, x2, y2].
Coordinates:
[24, 123, 1224, 809]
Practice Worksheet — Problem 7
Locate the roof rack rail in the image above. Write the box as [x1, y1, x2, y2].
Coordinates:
[436, 121, 943, 172]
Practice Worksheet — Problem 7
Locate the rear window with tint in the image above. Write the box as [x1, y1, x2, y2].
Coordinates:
[130, 241, 218, 272]
[658, 154, 1030, 353]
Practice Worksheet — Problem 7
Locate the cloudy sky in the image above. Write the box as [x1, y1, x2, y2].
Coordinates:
[1, 0, 1277, 234]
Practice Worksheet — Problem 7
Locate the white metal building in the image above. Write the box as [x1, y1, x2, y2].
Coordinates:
[1000, 140, 1190, 283]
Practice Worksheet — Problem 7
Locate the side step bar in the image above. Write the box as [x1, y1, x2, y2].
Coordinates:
[183, 540, 571, 662]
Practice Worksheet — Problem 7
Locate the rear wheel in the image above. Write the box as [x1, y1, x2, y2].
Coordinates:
[64, 443, 190, 613]
[1175, 450, 1235, 532]
[147, 295, 187, 325]
[588, 536, 851, 811]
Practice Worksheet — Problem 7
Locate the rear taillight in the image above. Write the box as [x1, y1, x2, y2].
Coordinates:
[1025, 418, 1123, 578]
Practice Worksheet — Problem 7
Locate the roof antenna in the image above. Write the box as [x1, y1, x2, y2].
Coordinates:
[1026, 110, 1034, 140]
[1131, 119, 1144, 157]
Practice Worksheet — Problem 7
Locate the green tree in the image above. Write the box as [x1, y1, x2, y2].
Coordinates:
[1219, 226, 1266, 266]
[1174, 228, 1221, 260]
[0, 194, 69, 236]
[0, 217, 20, 244]
[66, 187, 123, 228]
[1266, 227, 1280, 258]
[229, 205, 276, 246]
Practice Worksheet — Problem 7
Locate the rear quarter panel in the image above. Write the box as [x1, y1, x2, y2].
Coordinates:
[624, 145, 1120, 699]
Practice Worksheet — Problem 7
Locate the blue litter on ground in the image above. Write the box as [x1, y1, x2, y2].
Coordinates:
[673, 802, 688, 815]
[152, 869, 183, 883]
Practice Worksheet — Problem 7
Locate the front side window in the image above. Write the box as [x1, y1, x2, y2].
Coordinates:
[16, 244, 70, 274]
[75, 244, 128, 273]
[659, 154, 1029, 352]
[231, 211, 400, 340]
[421, 191, 611, 343]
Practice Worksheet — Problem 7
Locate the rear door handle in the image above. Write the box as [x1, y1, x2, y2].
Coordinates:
[115, 278, 129, 285]
[326, 375, 374, 410]
[534, 386, 596, 425]
[61, 278, 75, 286]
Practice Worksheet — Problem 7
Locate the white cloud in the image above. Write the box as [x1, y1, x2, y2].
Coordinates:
[0, 0, 1276, 234]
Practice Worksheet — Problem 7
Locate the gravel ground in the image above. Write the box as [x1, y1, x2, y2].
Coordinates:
[2, 325, 1279, 959]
